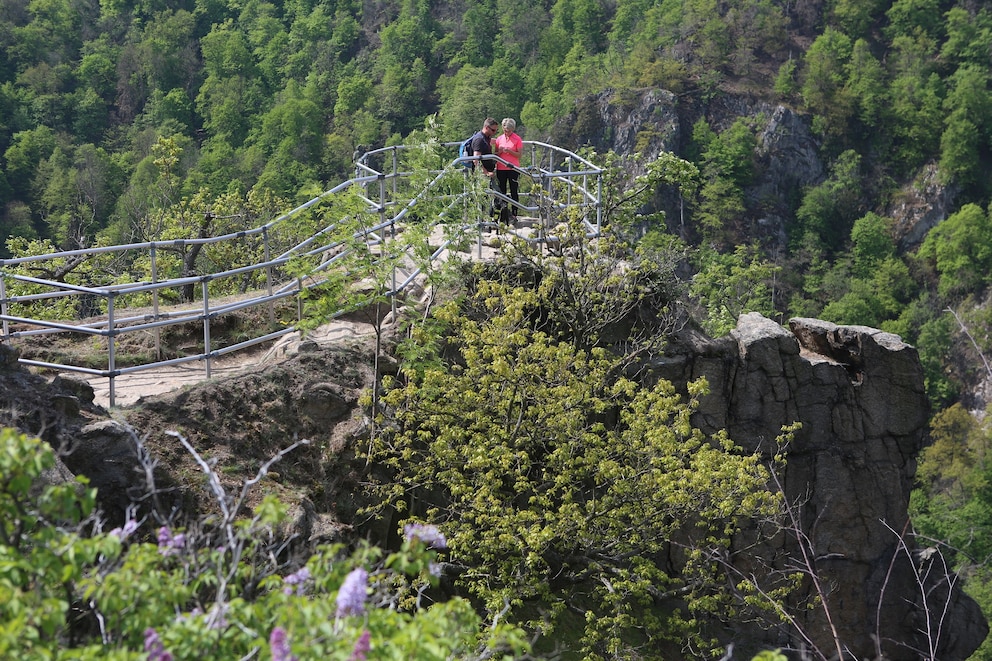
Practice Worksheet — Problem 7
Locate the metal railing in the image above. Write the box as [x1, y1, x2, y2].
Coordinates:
[0, 141, 602, 406]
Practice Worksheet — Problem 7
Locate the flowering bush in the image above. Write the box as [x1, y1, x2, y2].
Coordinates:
[371, 279, 780, 657]
[403, 523, 448, 550]
[0, 427, 527, 660]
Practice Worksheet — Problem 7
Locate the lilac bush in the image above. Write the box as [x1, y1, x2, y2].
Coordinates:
[269, 626, 297, 661]
[348, 629, 371, 660]
[144, 628, 173, 661]
[336, 568, 369, 617]
[403, 522, 447, 550]
[282, 566, 311, 596]
[156, 527, 186, 556]
[109, 519, 139, 541]
[0, 429, 528, 659]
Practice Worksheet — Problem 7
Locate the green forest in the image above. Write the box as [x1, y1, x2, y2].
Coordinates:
[5, 0, 992, 658]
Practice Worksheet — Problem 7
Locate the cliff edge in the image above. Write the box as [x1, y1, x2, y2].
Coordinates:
[656, 313, 987, 659]
[1, 311, 986, 659]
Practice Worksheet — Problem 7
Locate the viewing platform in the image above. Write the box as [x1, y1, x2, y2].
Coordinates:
[1, 142, 604, 406]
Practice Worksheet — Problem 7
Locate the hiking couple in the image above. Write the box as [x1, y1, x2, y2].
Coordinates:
[468, 117, 523, 220]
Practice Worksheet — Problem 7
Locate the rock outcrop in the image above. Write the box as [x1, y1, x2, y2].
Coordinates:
[552, 88, 682, 161]
[1, 311, 987, 659]
[0, 343, 143, 523]
[655, 313, 987, 659]
[553, 89, 824, 251]
[886, 162, 960, 251]
[555, 87, 962, 259]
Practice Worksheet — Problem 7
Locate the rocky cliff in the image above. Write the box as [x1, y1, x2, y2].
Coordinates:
[655, 313, 987, 659]
[0, 311, 987, 659]
[553, 88, 955, 255]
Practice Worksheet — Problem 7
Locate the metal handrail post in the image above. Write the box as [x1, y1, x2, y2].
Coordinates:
[526, 143, 537, 216]
[596, 171, 603, 235]
[469, 174, 482, 260]
[389, 174, 398, 319]
[107, 292, 117, 408]
[263, 226, 275, 325]
[150, 244, 161, 359]
[540, 171, 552, 257]
[202, 280, 212, 378]
[378, 173, 387, 226]
[0, 274, 9, 339]
[392, 147, 399, 198]
[296, 278, 304, 322]
[583, 171, 588, 225]
[566, 156, 573, 208]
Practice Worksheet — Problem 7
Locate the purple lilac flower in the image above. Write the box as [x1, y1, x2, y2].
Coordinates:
[157, 527, 186, 556]
[205, 603, 228, 630]
[282, 566, 311, 596]
[144, 628, 173, 661]
[336, 568, 369, 617]
[110, 519, 139, 541]
[270, 626, 298, 661]
[348, 629, 371, 661]
[403, 523, 447, 550]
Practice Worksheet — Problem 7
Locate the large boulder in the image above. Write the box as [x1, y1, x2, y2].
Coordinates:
[0, 344, 146, 524]
[658, 313, 987, 659]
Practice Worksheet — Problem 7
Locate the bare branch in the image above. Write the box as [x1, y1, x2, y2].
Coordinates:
[767, 459, 846, 661]
[879, 519, 960, 661]
[946, 307, 992, 380]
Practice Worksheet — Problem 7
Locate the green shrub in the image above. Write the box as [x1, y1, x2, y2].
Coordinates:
[0, 428, 526, 660]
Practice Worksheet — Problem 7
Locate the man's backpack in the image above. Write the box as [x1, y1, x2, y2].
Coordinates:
[458, 136, 474, 168]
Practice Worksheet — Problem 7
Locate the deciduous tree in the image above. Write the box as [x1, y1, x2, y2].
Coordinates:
[371, 278, 778, 657]
[917, 202, 992, 298]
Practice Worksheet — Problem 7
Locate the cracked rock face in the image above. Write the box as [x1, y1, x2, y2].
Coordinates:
[659, 313, 987, 659]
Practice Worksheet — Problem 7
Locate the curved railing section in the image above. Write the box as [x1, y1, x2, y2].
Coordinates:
[0, 141, 602, 406]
